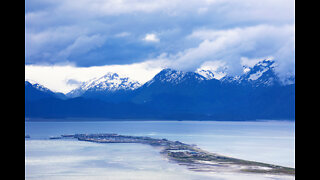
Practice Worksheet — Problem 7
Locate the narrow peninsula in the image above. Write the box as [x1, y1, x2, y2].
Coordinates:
[51, 133, 295, 175]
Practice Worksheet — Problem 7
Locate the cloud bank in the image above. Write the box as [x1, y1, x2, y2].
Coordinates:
[168, 24, 294, 76]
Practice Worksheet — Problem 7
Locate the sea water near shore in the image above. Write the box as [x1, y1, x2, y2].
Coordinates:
[25, 120, 295, 180]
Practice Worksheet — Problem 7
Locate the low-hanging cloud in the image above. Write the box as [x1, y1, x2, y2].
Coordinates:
[164, 24, 294, 78]
[25, 24, 294, 93]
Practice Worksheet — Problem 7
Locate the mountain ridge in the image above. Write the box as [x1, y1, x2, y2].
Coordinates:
[66, 72, 141, 98]
[25, 59, 295, 120]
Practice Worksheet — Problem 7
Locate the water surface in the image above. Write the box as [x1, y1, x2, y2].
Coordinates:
[25, 120, 295, 180]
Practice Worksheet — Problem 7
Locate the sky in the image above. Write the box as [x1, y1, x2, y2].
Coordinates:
[25, 0, 295, 93]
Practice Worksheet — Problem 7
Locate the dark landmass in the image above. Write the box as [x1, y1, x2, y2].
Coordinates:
[51, 133, 295, 176]
[25, 62, 295, 121]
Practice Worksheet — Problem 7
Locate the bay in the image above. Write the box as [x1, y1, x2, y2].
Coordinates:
[25, 120, 295, 180]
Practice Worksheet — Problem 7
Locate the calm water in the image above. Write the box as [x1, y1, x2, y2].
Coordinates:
[25, 120, 295, 180]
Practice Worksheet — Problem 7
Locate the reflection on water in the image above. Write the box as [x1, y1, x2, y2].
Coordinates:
[25, 120, 295, 180]
[25, 140, 197, 180]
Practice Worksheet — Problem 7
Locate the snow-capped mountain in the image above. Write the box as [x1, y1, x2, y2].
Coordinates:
[26, 59, 295, 120]
[194, 60, 282, 86]
[195, 69, 215, 80]
[240, 60, 280, 86]
[25, 81, 66, 101]
[25, 81, 52, 93]
[144, 68, 205, 87]
[67, 73, 141, 98]
[220, 60, 279, 87]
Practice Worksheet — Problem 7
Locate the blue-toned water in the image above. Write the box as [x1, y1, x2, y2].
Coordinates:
[25, 120, 295, 180]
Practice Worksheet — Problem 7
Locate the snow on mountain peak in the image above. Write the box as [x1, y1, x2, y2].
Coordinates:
[82, 72, 141, 91]
[144, 68, 207, 87]
[25, 80, 51, 92]
[244, 60, 278, 84]
[196, 69, 215, 79]
[155, 68, 205, 83]
[67, 72, 141, 97]
[248, 67, 269, 81]
[220, 60, 281, 86]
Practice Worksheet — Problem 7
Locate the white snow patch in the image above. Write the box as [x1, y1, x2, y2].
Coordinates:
[248, 68, 268, 81]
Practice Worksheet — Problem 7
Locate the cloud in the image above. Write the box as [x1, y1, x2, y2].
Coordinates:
[25, 0, 294, 91]
[164, 24, 294, 78]
[115, 32, 131, 38]
[196, 60, 228, 79]
[143, 33, 160, 42]
[25, 24, 294, 92]
[56, 34, 107, 60]
[66, 79, 82, 86]
[26, 0, 294, 67]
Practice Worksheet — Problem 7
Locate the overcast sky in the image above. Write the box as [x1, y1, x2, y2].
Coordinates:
[25, 0, 295, 93]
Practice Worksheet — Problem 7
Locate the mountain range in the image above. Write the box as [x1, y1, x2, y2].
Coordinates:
[25, 60, 295, 121]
